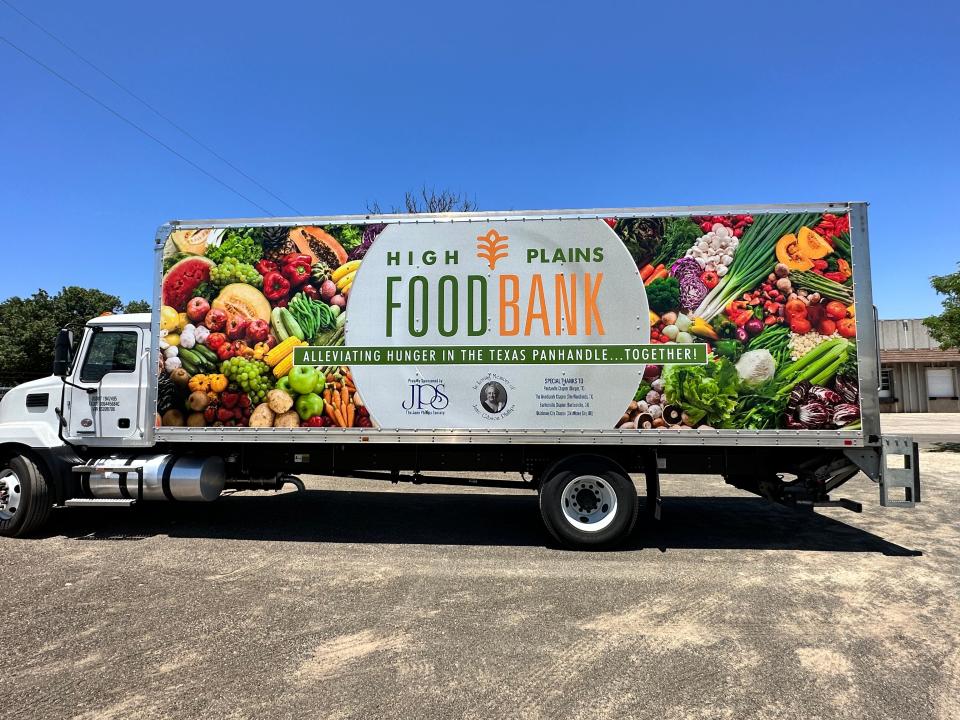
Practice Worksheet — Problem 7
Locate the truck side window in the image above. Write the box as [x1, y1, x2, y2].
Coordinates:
[79, 331, 139, 383]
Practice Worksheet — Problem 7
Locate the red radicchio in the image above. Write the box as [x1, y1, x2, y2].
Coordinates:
[833, 375, 859, 404]
[832, 403, 860, 427]
[807, 385, 842, 406]
[797, 400, 830, 428]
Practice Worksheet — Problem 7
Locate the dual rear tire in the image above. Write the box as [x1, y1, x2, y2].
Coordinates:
[538, 456, 639, 550]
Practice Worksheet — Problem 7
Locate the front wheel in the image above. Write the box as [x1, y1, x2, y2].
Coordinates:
[538, 456, 638, 550]
[0, 455, 53, 538]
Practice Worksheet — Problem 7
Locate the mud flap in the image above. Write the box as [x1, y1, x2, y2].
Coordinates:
[879, 436, 921, 508]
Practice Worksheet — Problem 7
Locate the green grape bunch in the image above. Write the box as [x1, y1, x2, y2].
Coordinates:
[211, 257, 263, 288]
[220, 357, 273, 404]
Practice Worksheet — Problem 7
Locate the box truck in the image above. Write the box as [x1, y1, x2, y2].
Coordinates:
[0, 203, 920, 548]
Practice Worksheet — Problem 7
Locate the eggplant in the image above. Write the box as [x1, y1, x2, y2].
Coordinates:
[832, 403, 860, 427]
[807, 385, 842, 406]
[797, 400, 829, 429]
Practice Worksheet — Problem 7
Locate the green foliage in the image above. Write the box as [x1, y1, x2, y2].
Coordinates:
[652, 218, 701, 267]
[924, 267, 960, 350]
[206, 229, 263, 265]
[613, 218, 662, 266]
[323, 224, 363, 251]
[662, 357, 740, 427]
[0, 287, 147, 385]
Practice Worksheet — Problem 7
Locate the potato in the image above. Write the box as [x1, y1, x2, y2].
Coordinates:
[266, 389, 294, 414]
[249, 403, 276, 428]
[161, 409, 184, 427]
[187, 412, 206, 427]
[186, 391, 209, 412]
[273, 410, 300, 428]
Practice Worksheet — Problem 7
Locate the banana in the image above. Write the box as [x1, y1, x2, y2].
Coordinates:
[331, 260, 361, 283]
[340, 278, 353, 295]
[336, 270, 356, 291]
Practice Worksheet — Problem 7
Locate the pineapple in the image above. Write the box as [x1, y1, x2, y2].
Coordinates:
[261, 226, 296, 263]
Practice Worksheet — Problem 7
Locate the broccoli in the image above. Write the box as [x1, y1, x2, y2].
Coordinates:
[646, 277, 681, 314]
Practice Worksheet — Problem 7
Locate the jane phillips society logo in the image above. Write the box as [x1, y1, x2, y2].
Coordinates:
[476, 229, 509, 270]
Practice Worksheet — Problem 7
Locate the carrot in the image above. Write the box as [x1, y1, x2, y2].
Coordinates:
[324, 403, 337, 423]
[332, 405, 346, 428]
[346, 403, 355, 427]
[639, 263, 656, 281]
[323, 388, 332, 405]
[341, 385, 349, 408]
[645, 267, 668, 286]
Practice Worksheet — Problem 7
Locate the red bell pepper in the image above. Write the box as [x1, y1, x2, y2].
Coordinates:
[725, 300, 752, 326]
[281, 253, 312, 287]
[254, 259, 278, 276]
[262, 271, 291, 302]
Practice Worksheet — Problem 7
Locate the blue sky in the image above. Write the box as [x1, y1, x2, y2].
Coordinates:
[1, 0, 957, 318]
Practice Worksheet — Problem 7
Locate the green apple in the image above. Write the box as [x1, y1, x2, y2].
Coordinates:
[275, 376, 293, 394]
[288, 365, 319, 395]
[295, 392, 324, 421]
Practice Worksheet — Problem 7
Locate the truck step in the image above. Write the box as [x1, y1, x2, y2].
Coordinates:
[880, 436, 921, 508]
[64, 498, 136, 508]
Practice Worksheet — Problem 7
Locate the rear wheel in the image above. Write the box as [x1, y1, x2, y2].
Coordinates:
[0, 455, 52, 538]
[538, 456, 638, 550]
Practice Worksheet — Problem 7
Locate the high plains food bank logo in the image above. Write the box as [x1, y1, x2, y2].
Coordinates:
[307, 218, 703, 430]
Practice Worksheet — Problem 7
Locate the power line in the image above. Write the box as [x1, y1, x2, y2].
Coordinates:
[0, 35, 276, 216]
[1, 0, 302, 215]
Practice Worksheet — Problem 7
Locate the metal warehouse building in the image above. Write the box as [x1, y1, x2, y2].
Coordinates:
[879, 318, 960, 413]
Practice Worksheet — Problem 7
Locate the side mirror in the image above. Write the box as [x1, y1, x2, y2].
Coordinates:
[53, 328, 74, 377]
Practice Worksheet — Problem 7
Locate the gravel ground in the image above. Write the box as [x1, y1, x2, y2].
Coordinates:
[3, 450, 959, 720]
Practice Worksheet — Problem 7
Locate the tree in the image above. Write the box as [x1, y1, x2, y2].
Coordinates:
[924, 268, 960, 349]
[0, 288, 149, 385]
[367, 186, 477, 214]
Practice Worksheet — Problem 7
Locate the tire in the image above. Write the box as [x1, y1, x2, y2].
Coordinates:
[0, 454, 53, 538]
[538, 455, 638, 550]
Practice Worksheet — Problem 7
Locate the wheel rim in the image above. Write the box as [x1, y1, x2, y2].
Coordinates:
[0, 469, 22, 522]
[560, 474, 617, 532]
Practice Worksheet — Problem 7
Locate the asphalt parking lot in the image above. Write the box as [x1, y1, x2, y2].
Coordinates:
[3, 449, 959, 720]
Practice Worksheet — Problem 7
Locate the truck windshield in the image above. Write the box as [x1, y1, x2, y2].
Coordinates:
[79, 331, 138, 383]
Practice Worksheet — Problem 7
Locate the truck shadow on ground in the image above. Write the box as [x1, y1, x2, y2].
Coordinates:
[47, 488, 921, 556]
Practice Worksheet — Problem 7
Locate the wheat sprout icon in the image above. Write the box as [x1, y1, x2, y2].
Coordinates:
[476, 229, 509, 270]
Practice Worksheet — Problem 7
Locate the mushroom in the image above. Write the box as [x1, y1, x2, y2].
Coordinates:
[651, 417, 667, 429]
[637, 413, 654, 430]
[648, 404, 663, 420]
[663, 405, 683, 425]
[636, 401, 649, 414]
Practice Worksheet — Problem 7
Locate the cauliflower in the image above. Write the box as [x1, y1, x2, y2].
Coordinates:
[735, 349, 775, 387]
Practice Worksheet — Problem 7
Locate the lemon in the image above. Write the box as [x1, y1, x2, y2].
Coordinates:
[160, 305, 180, 332]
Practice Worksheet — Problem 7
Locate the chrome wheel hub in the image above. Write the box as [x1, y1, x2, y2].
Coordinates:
[0, 469, 22, 522]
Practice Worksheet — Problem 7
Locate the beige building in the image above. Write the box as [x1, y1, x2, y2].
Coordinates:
[879, 318, 960, 413]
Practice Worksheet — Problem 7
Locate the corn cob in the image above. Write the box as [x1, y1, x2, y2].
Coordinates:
[265, 336, 304, 367]
[272, 353, 295, 378]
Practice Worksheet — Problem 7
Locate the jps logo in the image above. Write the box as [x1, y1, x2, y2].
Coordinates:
[402, 383, 449, 411]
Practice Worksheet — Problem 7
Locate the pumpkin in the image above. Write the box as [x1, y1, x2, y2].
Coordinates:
[188, 374, 211, 393]
[208, 373, 229, 393]
[775, 233, 814, 271]
[797, 227, 832, 259]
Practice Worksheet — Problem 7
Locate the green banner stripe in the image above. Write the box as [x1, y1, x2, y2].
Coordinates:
[293, 344, 708, 366]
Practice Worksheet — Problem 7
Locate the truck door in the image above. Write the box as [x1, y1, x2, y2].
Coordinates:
[66, 327, 146, 441]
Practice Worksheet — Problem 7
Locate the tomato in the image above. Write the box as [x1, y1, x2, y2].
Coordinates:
[700, 270, 720, 289]
[825, 301, 847, 321]
[837, 318, 856, 338]
[785, 298, 807, 318]
[789, 317, 812, 334]
[819, 319, 837, 336]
